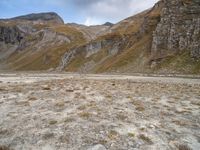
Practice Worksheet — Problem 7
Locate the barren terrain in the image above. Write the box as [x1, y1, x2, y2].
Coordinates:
[0, 73, 200, 150]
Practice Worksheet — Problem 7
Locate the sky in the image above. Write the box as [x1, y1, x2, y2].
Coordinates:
[0, 0, 159, 26]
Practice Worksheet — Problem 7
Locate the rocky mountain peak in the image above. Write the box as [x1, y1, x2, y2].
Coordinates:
[103, 22, 114, 27]
[3, 12, 64, 25]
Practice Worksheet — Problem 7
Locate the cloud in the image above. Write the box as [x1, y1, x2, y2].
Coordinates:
[72, 0, 159, 25]
[0, 0, 159, 25]
[84, 17, 101, 26]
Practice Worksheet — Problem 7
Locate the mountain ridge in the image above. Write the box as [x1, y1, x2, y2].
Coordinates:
[0, 0, 200, 74]
[0, 12, 64, 25]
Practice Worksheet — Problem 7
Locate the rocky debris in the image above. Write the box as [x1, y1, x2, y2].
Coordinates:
[0, 73, 200, 150]
[151, 0, 200, 60]
[88, 144, 107, 150]
[58, 49, 76, 70]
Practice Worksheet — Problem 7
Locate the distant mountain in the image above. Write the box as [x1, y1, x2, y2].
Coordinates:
[0, 0, 200, 74]
[67, 23, 111, 40]
[103, 22, 113, 27]
[1, 12, 64, 25]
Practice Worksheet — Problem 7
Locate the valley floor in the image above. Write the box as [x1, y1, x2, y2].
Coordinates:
[0, 73, 200, 150]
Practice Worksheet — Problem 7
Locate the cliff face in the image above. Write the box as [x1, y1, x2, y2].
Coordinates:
[151, 0, 200, 60]
[0, 26, 24, 44]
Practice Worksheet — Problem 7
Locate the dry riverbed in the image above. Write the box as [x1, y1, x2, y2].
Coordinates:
[0, 73, 200, 150]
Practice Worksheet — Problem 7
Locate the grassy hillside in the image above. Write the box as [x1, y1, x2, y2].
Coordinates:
[6, 24, 87, 70]
[62, 2, 162, 73]
[1, 1, 200, 74]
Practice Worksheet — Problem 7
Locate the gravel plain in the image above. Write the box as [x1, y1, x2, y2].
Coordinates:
[0, 73, 200, 150]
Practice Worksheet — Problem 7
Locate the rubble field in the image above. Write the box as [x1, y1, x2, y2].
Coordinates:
[0, 73, 200, 150]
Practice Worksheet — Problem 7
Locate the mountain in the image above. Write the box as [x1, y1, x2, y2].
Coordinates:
[0, 12, 64, 25]
[0, 0, 200, 74]
[67, 23, 111, 40]
[0, 12, 86, 70]
[103, 22, 114, 27]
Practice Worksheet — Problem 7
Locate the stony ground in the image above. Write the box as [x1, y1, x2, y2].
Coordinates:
[0, 73, 200, 150]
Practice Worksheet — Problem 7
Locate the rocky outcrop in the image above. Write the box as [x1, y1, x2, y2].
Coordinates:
[58, 35, 123, 71]
[0, 26, 24, 44]
[151, 0, 200, 60]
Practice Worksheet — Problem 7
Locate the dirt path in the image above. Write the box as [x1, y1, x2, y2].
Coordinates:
[0, 73, 200, 150]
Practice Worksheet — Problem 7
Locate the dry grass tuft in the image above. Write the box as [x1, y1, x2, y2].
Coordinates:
[55, 101, 65, 107]
[49, 120, 57, 125]
[128, 132, 135, 138]
[78, 111, 91, 119]
[177, 144, 192, 150]
[42, 87, 51, 90]
[0, 88, 6, 92]
[66, 89, 74, 92]
[64, 117, 75, 123]
[131, 100, 145, 111]
[0, 145, 10, 150]
[138, 134, 153, 144]
[108, 130, 118, 140]
[28, 96, 37, 101]
[77, 105, 87, 110]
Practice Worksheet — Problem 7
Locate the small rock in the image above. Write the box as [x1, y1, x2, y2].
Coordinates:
[42, 145, 55, 150]
[88, 144, 107, 150]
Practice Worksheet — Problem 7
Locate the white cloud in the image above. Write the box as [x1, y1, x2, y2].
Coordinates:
[72, 0, 159, 25]
[84, 17, 102, 26]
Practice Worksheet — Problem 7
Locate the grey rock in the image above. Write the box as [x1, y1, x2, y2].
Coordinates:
[151, 0, 200, 59]
[87, 144, 107, 150]
[86, 42, 102, 58]
[0, 26, 24, 44]
[58, 36, 123, 71]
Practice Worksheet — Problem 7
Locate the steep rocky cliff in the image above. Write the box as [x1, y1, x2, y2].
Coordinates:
[0, 26, 24, 44]
[151, 0, 200, 60]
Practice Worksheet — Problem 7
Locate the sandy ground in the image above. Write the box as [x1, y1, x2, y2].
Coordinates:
[0, 73, 200, 150]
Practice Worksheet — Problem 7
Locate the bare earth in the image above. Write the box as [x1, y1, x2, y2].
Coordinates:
[0, 73, 200, 150]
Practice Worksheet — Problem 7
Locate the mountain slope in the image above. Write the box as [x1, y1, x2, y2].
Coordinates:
[0, 13, 87, 70]
[59, 1, 163, 73]
[0, 0, 200, 74]
[59, 0, 200, 74]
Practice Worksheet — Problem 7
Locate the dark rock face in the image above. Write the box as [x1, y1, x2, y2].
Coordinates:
[0, 26, 24, 44]
[103, 22, 114, 27]
[151, 0, 200, 59]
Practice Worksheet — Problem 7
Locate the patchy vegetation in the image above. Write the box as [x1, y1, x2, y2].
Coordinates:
[0, 73, 199, 149]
